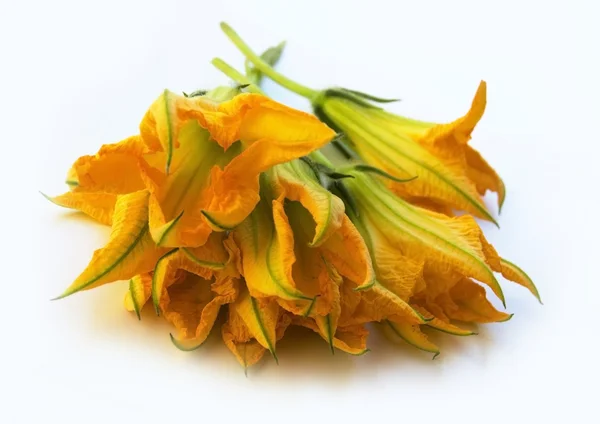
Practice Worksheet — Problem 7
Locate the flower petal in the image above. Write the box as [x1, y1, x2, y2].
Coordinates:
[124, 273, 152, 319]
[353, 282, 426, 326]
[405, 82, 506, 211]
[200, 96, 335, 230]
[66, 136, 146, 194]
[269, 160, 345, 247]
[324, 97, 496, 222]
[234, 196, 314, 304]
[229, 288, 280, 361]
[440, 278, 512, 323]
[140, 91, 334, 236]
[162, 274, 239, 351]
[314, 273, 342, 353]
[54, 190, 165, 299]
[478, 238, 541, 303]
[151, 234, 229, 314]
[351, 209, 423, 298]
[465, 146, 506, 210]
[412, 305, 476, 336]
[293, 316, 369, 355]
[382, 320, 440, 358]
[319, 215, 375, 290]
[43, 191, 117, 225]
[276, 201, 344, 317]
[140, 121, 241, 247]
[348, 173, 505, 305]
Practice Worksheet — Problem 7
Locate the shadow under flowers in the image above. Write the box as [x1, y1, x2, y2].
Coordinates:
[80, 280, 500, 386]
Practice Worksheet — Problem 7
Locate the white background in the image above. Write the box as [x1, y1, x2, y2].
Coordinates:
[1, 0, 599, 422]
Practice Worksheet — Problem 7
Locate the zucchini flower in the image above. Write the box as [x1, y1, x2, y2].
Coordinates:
[333, 167, 540, 357]
[45, 84, 335, 300]
[220, 23, 504, 223]
[231, 160, 376, 357]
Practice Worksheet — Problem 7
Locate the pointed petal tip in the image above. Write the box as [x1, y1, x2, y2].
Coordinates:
[201, 210, 235, 231]
[50, 288, 75, 301]
[271, 349, 279, 365]
[155, 211, 185, 247]
[421, 314, 434, 323]
[169, 333, 204, 352]
[353, 278, 376, 292]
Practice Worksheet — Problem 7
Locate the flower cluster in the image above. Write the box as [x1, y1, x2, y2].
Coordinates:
[46, 24, 540, 371]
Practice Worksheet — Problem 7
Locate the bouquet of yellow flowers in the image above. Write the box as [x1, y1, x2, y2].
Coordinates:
[45, 23, 540, 372]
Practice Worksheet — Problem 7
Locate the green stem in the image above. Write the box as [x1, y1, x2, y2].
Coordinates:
[220, 22, 319, 101]
[309, 150, 335, 168]
[211, 58, 265, 94]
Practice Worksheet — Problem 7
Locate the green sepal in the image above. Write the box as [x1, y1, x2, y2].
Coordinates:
[320, 88, 383, 110]
[339, 88, 400, 103]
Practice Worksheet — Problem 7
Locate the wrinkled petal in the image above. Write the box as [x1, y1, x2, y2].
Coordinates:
[140, 91, 335, 243]
[54, 190, 165, 299]
[234, 196, 314, 305]
[347, 172, 505, 305]
[440, 278, 512, 323]
[66, 136, 146, 194]
[322, 81, 504, 222]
[351, 208, 424, 299]
[401, 81, 505, 211]
[269, 160, 345, 247]
[124, 273, 152, 319]
[161, 274, 239, 351]
[140, 121, 241, 247]
[151, 232, 230, 312]
[412, 305, 475, 336]
[479, 238, 542, 303]
[350, 282, 426, 326]
[43, 191, 117, 225]
[319, 215, 375, 290]
[229, 288, 280, 361]
[276, 201, 343, 317]
[222, 306, 291, 369]
[293, 316, 369, 355]
[314, 271, 342, 352]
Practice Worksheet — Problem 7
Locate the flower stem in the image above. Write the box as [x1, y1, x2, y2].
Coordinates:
[220, 22, 319, 101]
[309, 150, 335, 168]
[211, 58, 265, 95]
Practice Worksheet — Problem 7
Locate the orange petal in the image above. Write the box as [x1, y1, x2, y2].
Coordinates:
[66, 136, 146, 194]
[43, 191, 117, 225]
[54, 190, 165, 299]
[163, 274, 239, 351]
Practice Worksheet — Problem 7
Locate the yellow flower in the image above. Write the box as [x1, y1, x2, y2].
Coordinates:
[221, 22, 503, 223]
[335, 169, 540, 356]
[47, 89, 335, 299]
[123, 232, 241, 350]
[138, 89, 335, 247]
[233, 159, 375, 354]
[221, 289, 291, 369]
